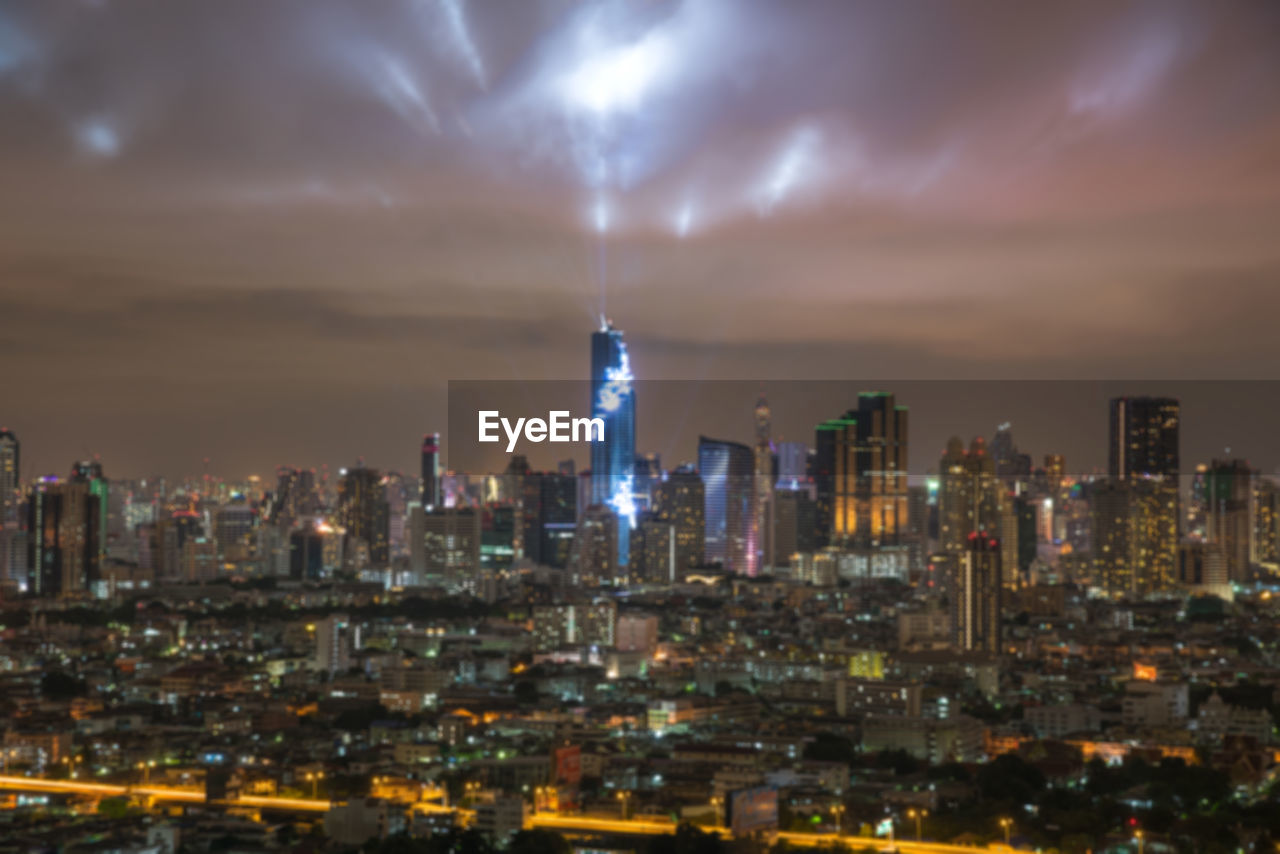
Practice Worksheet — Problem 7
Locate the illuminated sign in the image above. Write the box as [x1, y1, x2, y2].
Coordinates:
[728, 786, 778, 836]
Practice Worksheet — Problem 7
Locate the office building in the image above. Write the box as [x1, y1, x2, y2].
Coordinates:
[652, 464, 705, 572]
[699, 436, 755, 574]
[753, 393, 775, 572]
[814, 392, 908, 549]
[1253, 477, 1279, 567]
[1205, 459, 1253, 582]
[337, 465, 390, 566]
[27, 467, 106, 598]
[520, 470, 577, 568]
[421, 432, 441, 510]
[289, 523, 325, 581]
[0, 428, 17, 525]
[589, 321, 636, 566]
[1105, 396, 1180, 594]
[570, 503, 619, 585]
[418, 506, 482, 582]
[773, 488, 816, 566]
[951, 534, 1001, 654]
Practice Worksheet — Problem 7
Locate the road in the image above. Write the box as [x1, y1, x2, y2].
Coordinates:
[0, 774, 331, 812]
[778, 831, 1004, 852]
[1, 775, 1006, 851]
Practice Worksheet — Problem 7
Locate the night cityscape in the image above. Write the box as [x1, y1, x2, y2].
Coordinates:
[3, 3, 1280, 854]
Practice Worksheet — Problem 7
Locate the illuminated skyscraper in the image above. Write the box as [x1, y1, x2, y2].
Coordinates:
[521, 470, 578, 568]
[289, 522, 325, 581]
[753, 394, 775, 572]
[1110, 397, 1180, 479]
[652, 464, 705, 572]
[1205, 459, 1253, 582]
[68, 460, 109, 577]
[699, 436, 755, 575]
[570, 503, 619, 586]
[589, 321, 636, 565]
[0, 429, 17, 526]
[951, 534, 1002, 654]
[775, 441, 809, 491]
[0, 429, 18, 583]
[421, 433, 441, 510]
[1253, 477, 1279, 567]
[27, 467, 105, 598]
[337, 465, 390, 566]
[418, 506, 481, 583]
[1106, 396, 1180, 594]
[815, 392, 909, 549]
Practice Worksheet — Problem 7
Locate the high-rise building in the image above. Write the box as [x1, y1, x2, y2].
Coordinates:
[814, 392, 908, 549]
[753, 394, 775, 573]
[1106, 396, 1180, 594]
[0, 428, 18, 584]
[1205, 459, 1253, 582]
[480, 504, 517, 569]
[634, 514, 676, 583]
[1177, 542, 1228, 592]
[0, 429, 17, 525]
[289, 522, 325, 581]
[589, 321, 636, 566]
[269, 466, 319, 528]
[699, 436, 755, 575]
[938, 437, 1004, 554]
[212, 500, 254, 564]
[27, 468, 105, 598]
[1110, 397, 1180, 479]
[315, 614, 357, 675]
[773, 489, 816, 566]
[991, 423, 1032, 481]
[418, 506, 482, 582]
[651, 465, 704, 572]
[633, 453, 661, 514]
[1253, 477, 1279, 567]
[71, 460, 109, 572]
[951, 534, 1002, 654]
[421, 433, 441, 510]
[520, 471, 577, 568]
[337, 465, 390, 566]
[570, 504, 619, 586]
[1043, 454, 1066, 494]
[775, 441, 809, 492]
[1092, 477, 1177, 596]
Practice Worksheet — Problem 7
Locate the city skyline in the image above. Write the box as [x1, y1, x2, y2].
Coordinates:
[3, 1, 1280, 478]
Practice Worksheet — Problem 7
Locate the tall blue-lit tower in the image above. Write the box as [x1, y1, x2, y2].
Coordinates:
[590, 320, 636, 568]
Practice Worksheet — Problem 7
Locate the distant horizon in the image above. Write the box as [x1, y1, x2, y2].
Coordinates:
[9, 378, 1280, 485]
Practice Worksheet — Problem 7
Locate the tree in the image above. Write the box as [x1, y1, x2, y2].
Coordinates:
[665, 824, 721, 854]
[803, 732, 856, 765]
[41, 670, 87, 701]
[507, 829, 571, 854]
[976, 753, 1045, 802]
[514, 680, 539, 705]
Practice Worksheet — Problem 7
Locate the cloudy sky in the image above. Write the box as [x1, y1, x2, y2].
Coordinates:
[2, 0, 1279, 479]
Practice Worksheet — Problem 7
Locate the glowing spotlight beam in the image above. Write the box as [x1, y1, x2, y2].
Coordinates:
[560, 27, 674, 119]
[436, 0, 487, 88]
[757, 126, 821, 215]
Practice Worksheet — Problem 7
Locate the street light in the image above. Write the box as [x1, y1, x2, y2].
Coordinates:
[710, 795, 723, 828]
[305, 771, 324, 799]
[616, 790, 631, 820]
[831, 804, 846, 836]
[1135, 829, 1145, 854]
[1000, 817, 1013, 845]
[907, 808, 928, 841]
